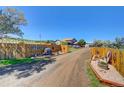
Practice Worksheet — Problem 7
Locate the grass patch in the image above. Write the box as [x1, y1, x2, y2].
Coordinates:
[87, 63, 106, 87]
[0, 58, 49, 67]
[100, 61, 107, 65]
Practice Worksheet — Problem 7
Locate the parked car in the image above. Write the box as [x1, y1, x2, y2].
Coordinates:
[73, 45, 81, 48]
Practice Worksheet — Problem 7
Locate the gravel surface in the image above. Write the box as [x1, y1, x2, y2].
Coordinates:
[0, 48, 91, 87]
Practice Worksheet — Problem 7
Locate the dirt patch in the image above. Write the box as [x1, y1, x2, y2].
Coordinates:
[0, 48, 91, 87]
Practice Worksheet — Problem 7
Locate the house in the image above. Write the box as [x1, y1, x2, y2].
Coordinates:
[55, 40, 61, 45]
[85, 44, 89, 48]
[85, 43, 93, 47]
[62, 38, 77, 45]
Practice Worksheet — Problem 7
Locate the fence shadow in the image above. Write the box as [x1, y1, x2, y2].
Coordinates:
[0, 58, 56, 79]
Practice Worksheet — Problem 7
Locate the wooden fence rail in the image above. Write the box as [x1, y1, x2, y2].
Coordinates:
[0, 42, 69, 59]
[90, 47, 124, 77]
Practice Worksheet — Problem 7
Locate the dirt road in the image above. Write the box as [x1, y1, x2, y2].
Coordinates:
[0, 48, 91, 87]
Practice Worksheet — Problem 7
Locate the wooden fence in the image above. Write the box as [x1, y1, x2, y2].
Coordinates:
[0, 42, 69, 59]
[90, 47, 124, 77]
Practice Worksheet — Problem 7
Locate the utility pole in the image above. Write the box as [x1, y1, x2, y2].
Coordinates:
[39, 34, 41, 41]
[39, 33, 42, 44]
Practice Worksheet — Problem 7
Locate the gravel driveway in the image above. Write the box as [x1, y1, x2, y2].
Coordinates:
[0, 48, 91, 87]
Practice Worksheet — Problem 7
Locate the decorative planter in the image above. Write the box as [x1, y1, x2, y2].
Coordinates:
[98, 62, 109, 70]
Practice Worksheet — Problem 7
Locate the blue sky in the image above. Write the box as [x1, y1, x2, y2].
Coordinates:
[1, 6, 124, 42]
